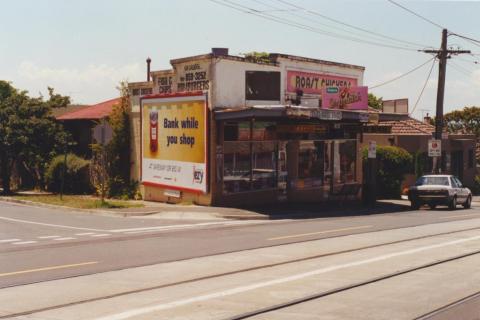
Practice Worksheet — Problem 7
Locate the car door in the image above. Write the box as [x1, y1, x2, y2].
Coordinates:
[454, 177, 468, 202]
[450, 177, 461, 201]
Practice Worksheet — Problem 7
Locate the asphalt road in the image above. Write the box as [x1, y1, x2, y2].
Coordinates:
[2, 200, 480, 289]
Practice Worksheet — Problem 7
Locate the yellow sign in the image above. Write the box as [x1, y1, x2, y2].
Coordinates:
[141, 94, 207, 192]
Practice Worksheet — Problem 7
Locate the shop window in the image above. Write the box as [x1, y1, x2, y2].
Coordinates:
[335, 140, 357, 184]
[252, 142, 277, 190]
[245, 71, 281, 101]
[223, 142, 251, 193]
[296, 141, 328, 189]
[252, 122, 276, 140]
[224, 121, 251, 141]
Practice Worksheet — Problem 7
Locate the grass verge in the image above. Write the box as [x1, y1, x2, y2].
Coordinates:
[11, 194, 144, 209]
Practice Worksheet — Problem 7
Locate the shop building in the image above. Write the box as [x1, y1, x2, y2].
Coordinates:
[128, 49, 369, 206]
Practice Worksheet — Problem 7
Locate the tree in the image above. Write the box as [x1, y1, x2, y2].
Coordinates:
[368, 93, 383, 110]
[443, 106, 480, 137]
[0, 81, 70, 194]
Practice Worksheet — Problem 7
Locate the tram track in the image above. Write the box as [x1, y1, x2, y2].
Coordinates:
[414, 290, 480, 320]
[3, 224, 480, 319]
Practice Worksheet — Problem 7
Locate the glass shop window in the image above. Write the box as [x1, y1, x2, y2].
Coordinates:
[252, 142, 277, 190]
[223, 142, 251, 193]
[224, 121, 251, 141]
[245, 71, 281, 101]
[252, 122, 277, 141]
[335, 140, 357, 184]
[296, 141, 326, 188]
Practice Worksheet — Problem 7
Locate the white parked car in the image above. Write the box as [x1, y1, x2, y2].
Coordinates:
[408, 175, 472, 210]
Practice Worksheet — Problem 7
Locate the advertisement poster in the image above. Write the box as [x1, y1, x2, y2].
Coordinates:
[321, 86, 368, 110]
[141, 94, 207, 193]
[286, 70, 357, 95]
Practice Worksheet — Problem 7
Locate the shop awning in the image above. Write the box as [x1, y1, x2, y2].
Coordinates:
[214, 105, 369, 122]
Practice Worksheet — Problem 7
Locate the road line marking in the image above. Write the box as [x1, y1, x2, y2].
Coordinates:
[75, 232, 96, 236]
[94, 234, 480, 320]
[90, 234, 110, 237]
[0, 261, 98, 278]
[12, 241, 37, 245]
[267, 225, 373, 241]
[0, 239, 20, 243]
[0, 216, 105, 232]
[38, 235, 61, 239]
[109, 220, 266, 233]
[53, 237, 76, 241]
[440, 213, 480, 219]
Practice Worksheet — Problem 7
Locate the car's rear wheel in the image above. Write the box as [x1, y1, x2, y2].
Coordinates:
[449, 196, 457, 210]
[429, 203, 437, 209]
[463, 196, 472, 209]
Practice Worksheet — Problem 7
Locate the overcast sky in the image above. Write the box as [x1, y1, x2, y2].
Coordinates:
[1, 0, 479, 119]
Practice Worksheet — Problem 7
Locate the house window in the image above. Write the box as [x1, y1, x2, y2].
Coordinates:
[468, 149, 474, 168]
[245, 71, 280, 101]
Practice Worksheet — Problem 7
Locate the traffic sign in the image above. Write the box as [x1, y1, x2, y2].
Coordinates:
[368, 141, 377, 159]
[428, 139, 441, 157]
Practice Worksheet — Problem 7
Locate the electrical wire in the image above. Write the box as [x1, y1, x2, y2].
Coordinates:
[387, 0, 445, 30]
[272, 0, 430, 49]
[249, 0, 421, 50]
[449, 61, 472, 77]
[369, 57, 436, 89]
[210, 0, 420, 52]
[410, 57, 437, 116]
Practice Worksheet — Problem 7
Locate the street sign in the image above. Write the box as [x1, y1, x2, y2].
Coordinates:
[441, 132, 449, 140]
[368, 141, 377, 159]
[428, 139, 441, 157]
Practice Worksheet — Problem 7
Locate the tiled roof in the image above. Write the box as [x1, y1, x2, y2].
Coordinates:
[367, 118, 435, 135]
[57, 98, 120, 120]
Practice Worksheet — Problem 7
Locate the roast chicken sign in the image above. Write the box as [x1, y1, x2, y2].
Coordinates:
[321, 86, 368, 110]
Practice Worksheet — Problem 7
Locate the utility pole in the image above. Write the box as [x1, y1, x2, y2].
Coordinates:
[421, 29, 470, 173]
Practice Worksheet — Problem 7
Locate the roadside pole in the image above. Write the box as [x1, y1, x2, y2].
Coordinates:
[366, 141, 377, 208]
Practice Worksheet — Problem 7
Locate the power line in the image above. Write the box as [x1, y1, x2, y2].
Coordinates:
[387, 0, 444, 30]
[273, 0, 430, 49]
[369, 57, 435, 89]
[249, 0, 422, 50]
[410, 57, 437, 116]
[210, 0, 420, 52]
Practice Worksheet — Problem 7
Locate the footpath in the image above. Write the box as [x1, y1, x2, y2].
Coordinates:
[2, 191, 479, 221]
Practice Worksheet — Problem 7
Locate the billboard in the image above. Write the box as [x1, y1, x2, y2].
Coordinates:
[141, 93, 208, 193]
[286, 70, 357, 95]
[321, 86, 368, 110]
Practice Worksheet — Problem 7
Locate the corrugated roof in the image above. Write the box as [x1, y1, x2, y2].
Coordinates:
[57, 98, 120, 120]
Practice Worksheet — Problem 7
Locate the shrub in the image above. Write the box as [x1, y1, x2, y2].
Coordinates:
[45, 153, 91, 194]
[472, 175, 480, 195]
[363, 145, 413, 199]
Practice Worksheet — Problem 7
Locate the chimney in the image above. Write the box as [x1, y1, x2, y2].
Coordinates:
[424, 113, 432, 125]
[211, 48, 229, 56]
[146, 57, 151, 82]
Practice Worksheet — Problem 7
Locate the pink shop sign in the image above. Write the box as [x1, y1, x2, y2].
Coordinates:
[321, 86, 368, 110]
[286, 70, 357, 95]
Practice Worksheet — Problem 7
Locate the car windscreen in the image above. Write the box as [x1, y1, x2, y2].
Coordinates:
[415, 176, 450, 186]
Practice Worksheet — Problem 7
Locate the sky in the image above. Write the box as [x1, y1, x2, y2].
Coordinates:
[1, 0, 479, 119]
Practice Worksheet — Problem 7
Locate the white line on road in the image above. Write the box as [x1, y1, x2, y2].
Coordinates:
[90, 234, 111, 237]
[94, 233, 480, 320]
[37, 235, 61, 239]
[268, 225, 373, 241]
[53, 237, 76, 241]
[109, 220, 269, 233]
[75, 232, 96, 236]
[0, 216, 106, 232]
[0, 261, 98, 277]
[0, 239, 20, 243]
[12, 241, 37, 245]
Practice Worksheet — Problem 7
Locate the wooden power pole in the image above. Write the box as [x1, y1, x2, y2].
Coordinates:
[421, 29, 470, 173]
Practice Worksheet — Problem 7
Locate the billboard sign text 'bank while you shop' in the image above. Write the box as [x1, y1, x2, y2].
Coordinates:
[141, 93, 208, 193]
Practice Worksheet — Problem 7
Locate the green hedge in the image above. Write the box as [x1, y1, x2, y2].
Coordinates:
[45, 154, 91, 194]
[363, 145, 413, 199]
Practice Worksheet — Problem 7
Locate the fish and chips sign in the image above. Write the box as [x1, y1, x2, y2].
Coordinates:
[321, 86, 368, 110]
[141, 93, 208, 193]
